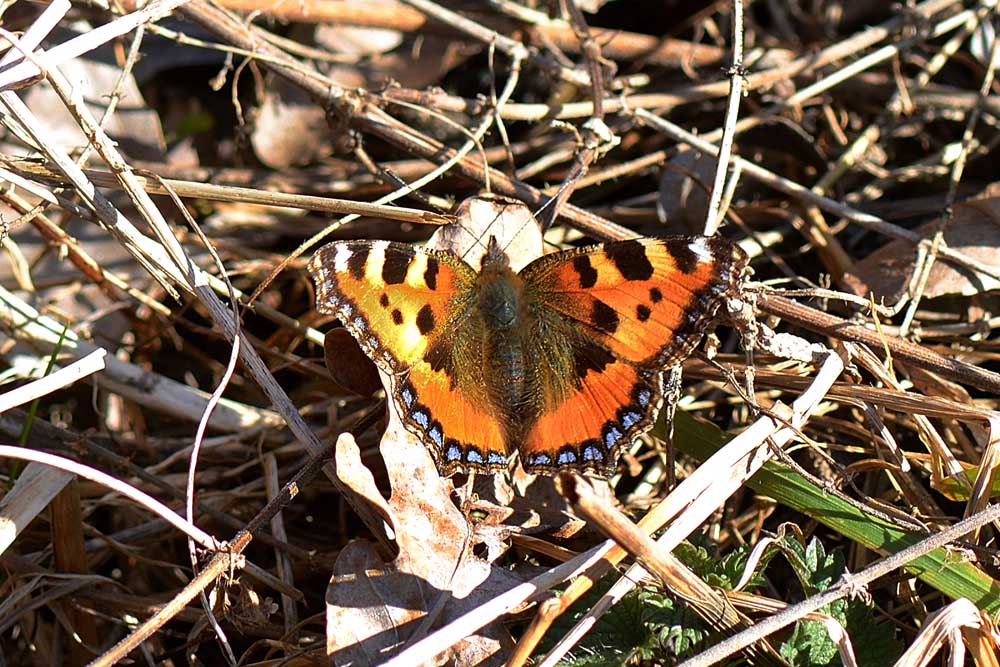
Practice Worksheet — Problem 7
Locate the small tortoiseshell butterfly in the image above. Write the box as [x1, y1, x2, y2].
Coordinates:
[309, 232, 747, 476]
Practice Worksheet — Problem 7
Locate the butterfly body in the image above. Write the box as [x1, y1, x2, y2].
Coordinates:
[309, 234, 747, 476]
[422, 240, 573, 446]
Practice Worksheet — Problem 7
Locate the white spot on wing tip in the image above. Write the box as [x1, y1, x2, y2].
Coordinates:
[333, 245, 352, 272]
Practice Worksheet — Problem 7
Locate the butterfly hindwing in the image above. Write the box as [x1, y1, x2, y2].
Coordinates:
[520, 345, 664, 473]
[517, 237, 747, 474]
[309, 240, 509, 470]
[397, 365, 508, 473]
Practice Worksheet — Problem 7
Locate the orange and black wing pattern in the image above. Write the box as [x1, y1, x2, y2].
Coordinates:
[517, 237, 747, 474]
[309, 240, 508, 472]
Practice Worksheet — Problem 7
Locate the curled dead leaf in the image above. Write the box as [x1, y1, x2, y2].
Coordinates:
[846, 195, 1000, 302]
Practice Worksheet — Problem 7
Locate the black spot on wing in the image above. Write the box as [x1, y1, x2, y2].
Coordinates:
[379, 293, 389, 308]
[382, 252, 411, 285]
[347, 246, 369, 280]
[416, 304, 435, 335]
[572, 338, 615, 379]
[669, 242, 700, 275]
[424, 256, 439, 290]
[391, 309, 403, 325]
[636, 304, 651, 322]
[572, 255, 598, 288]
[605, 240, 654, 281]
[649, 287, 663, 303]
[591, 299, 619, 335]
[423, 339, 457, 388]
[424, 342, 448, 371]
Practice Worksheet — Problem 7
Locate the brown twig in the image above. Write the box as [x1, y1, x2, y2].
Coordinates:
[536, 0, 614, 230]
[86, 441, 330, 667]
[756, 293, 1000, 394]
[160, 0, 725, 68]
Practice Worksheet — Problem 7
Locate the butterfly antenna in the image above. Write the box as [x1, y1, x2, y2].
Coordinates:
[451, 216, 494, 265]
[450, 196, 546, 264]
[479, 203, 513, 258]
[493, 200, 554, 259]
[532, 187, 566, 234]
[485, 235, 509, 266]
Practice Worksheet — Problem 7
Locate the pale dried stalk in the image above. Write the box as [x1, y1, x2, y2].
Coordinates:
[380, 545, 610, 667]
[637, 110, 1000, 284]
[0, 446, 218, 550]
[539, 346, 845, 666]
[0, 0, 191, 90]
[704, 0, 745, 235]
[0, 285, 277, 431]
[0, 349, 106, 413]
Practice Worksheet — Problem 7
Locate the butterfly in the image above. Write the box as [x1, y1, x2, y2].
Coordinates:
[308, 234, 747, 476]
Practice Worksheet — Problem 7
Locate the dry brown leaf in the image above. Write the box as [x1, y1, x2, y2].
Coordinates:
[846, 195, 1000, 302]
[251, 77, 335, 169]
[324, 328, 382, 397]
[657, 148, 716, 233]
[252, 14, 473, 168]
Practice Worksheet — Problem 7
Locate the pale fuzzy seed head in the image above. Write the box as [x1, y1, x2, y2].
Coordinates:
[688, 237, 713, 264]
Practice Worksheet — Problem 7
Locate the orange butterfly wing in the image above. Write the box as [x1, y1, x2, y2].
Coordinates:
[517, 237, 747, 474]
[309, 241, 508, 472]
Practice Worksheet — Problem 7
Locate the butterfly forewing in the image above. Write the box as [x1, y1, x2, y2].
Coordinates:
[310, 234, 747, 477]
[521, 237, 746, 365]
[309, 240, 475, 371]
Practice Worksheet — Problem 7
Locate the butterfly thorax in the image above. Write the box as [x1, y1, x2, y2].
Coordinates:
[477, 265, 522, 330]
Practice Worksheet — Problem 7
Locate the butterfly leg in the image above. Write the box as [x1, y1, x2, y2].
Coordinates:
[661, 365, 683, 443]
[455, 470, 478, 513]
[660, 365, 683, 485]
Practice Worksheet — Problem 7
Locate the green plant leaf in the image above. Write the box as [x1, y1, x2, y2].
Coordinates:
[674, 537, 768, 591]
[539, 576, 713, 665]
[771, 537, 900, 666]
[666, 411, 1000, 614]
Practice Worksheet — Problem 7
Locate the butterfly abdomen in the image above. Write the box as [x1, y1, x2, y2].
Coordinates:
[473, 266, 536, 429]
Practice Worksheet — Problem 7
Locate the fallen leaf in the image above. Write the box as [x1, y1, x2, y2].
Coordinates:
[846, 195, 1000, 302]
[325, 329, 382, 397]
